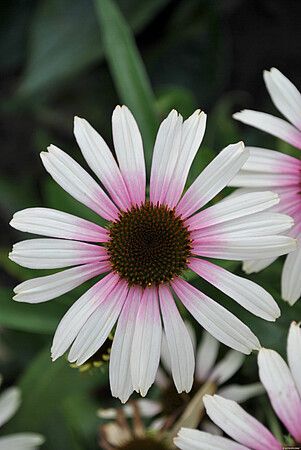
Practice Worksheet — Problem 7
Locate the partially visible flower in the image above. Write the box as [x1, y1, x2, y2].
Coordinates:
[99, 401, 171, 450]
[0, 375, 44, 449]
[9, 106, 296, 402]
[174, 321, 301, 450]
[154, 328, 264, 421]
[231, 68, 301, 305]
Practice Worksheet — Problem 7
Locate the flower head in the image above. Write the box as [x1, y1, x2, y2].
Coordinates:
[0, 375, 44, 449]
[9, 106, 296, 402]
[232, 68, 301, 305]
[175, 321, 301, 450]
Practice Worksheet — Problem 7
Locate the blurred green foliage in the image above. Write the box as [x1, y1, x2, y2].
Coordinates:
[1, 0, 301, 448]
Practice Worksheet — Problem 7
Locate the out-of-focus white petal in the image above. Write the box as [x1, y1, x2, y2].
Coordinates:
[204, 395, 282, 450]
[0, 433, 44, 450]
[242, 257, 277, 274]
[195, 331, 219, 383]
[287, 321, 301, 398]
[218, 382, 265, 403]
[175, 428, 250, 450]
[281, 233, 301, 305]
[0, 387, 21, 427]
[258, 348, 301, 443]
[209, 350, 244, 386]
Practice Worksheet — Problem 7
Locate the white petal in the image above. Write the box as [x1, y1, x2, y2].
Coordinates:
[287, 321, 301, 399]
[10, 208, 108, 242]
[109, 287, 142, 403]
[209, 350, 244, 386]
[13, 261, 110, 303]
[258, 348, 301, 443]
[204, 394, 282, 450]
[159, 285, 195, 393]
[41, 145, 118, 221]
[233, 146, 301, 174]
[187, 191, 280, 231]
[0, 433, 44, 450]
[164, 110, 207, 207]
[0, 387, 21, 427]
[218, 383, 265, 403]
[230, 170, 299, 188]
[195, 332, 219, 383]
[189, 258, 280, 321]
[74, 116, 131, 211]
[112, 105, 146, 206]
[68, 280, 128, 365]
[193, 235, 296, 261]
[176, 142, 249, 218]
[242, 257, 277, 274]
[51, 273, 117, 360]
[264, 68, 301, 130]
[9, 239, 108, 269]
[130, 288, 162, 397]
[233, 110, 301, 149]
[175, 428, 249, 450]
[172, 279, 261, 354]
[281, 234, 301, 305]
[150, 110, 183, 205]
[191, 212, 293, 239]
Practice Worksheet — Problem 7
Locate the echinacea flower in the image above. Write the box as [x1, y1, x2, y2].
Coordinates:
[0, 375, 44, 449]
[174, 321, 301, 450]
[231, 68, 301, 304]
[9, 106, 296, 403]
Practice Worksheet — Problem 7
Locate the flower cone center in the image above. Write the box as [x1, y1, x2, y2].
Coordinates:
[106, 202, 191, 287]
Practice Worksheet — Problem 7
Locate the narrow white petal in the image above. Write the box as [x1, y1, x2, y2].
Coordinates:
[242, 257, 277, 274]
[195, 332, 219, 383]
[189, 258, 280, 321]
[193, 235, 297, 261]
[177, 142, 249, 218]
[165, 110, 207, 207]
[159, 285, 195, 393]
[109, 287, 142, 403]
[264, 68, 301, 130]
[130, 288, 162, 397]
[287, 321, 301, 398]
[68, 281, 128, 365]
[74, 116, 131, 211]
[258, 348, 301, 443]
[112, 105, 146, 206]
[13, 261, 110, 303]
[10, 208, 108, 242]
[230, 170, 299, 188]
[150, 110, 183, 204]
[9, 239, 108, 269]
[175, 428, 249, 450]
[233, 110, 301, 149]
[204, 395, 282, 450]
[0, 387, 21, 427]
[191, 212, 293, 239]
[281, 235, 301, 305]
[51, 273, 117, 360]
[173, 279, 260, 354]
[209, 350, 244, 385]
[218, 383, 265, 403]
[187, 191, 280, 231]
[41, 145, 118, 221]
[0, 433, 44, 449]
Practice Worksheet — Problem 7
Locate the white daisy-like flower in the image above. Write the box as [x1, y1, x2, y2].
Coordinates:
[174, 321, 301, 450]
[9, 106, 296, 402]
[231, 68, 301, 305]
[0, 375, 44, 450]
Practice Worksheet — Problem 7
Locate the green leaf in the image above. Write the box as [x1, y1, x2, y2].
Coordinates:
[0, 287, 64, 334]
[94, 0, 158, 171]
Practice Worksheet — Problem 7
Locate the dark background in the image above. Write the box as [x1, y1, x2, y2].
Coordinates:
[0, 1, 300, 448]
